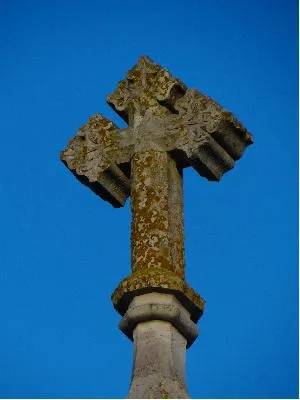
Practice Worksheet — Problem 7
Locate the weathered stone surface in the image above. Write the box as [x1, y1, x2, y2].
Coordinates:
[61, 54, 253, 330]
[124, 294, 194, 399]
[128, 320, 188, 399]
[174, 88, 253, 161]
[107, 56, 187, 127]
[61, 57, 253, 208]
[131, 150, 184, 277]
[60, 114, 130, 207]
[60, 56, 253, 399]
[111, 268, 204, 323]
[113, 146, 204, 322]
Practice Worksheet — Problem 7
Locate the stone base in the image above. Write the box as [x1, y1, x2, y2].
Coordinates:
[120, 292, 198, 348]
[120, 293, 199, 399]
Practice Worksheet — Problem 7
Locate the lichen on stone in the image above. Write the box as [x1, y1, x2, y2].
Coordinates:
[60, 56, 253, 321]
[106, 56, 187, 125]
[111, 268, 205, 323]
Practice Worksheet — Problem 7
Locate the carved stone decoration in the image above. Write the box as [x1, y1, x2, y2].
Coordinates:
[61, 114, 130, 207]
[60, 56, 253, 398]
[61, 57, 253, 208]
[107, 56, 187, 126]
[174, 88, 253, 162]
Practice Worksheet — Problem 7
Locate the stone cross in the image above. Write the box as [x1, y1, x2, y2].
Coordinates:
[61, 56, 253, 398]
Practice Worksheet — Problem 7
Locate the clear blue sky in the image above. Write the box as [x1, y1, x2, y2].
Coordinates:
[0, 0, 298, 398]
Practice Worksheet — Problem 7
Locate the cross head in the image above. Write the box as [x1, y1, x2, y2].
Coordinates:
[61, 56, 253, 323]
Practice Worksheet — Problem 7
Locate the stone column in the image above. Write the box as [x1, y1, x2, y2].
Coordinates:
[120, 293, 198, 399]
[119, 149, 200, 398]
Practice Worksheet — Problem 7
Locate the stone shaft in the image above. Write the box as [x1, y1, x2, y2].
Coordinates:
[131, 150, 184, 279]
[128, 321, 188, 399]
[122, 293, 197, 399]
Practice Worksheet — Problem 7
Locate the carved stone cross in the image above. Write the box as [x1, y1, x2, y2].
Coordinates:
[61, 56, 253, 398]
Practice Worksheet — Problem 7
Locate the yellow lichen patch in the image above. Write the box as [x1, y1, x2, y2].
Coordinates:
[167, 156, 185, 279]
[107, 56, 186, 123]
[160, 388, 169, 399]
[131, 150, 173, 273]
[60, 136, 87, 171]
[130, 150, 186, 280]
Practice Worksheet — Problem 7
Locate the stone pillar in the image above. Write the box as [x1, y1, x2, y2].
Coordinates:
[120, 293, 198, 399]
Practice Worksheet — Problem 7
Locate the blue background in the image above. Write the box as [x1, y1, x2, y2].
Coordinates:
[0, 0, 298, 398]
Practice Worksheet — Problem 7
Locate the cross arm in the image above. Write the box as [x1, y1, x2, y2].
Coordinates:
[60, 114, 132, 208]
[173, 88, 253, 180]
[123, 88, 253, 181]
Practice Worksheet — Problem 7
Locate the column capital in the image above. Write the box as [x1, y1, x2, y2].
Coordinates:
[120, 293, 199, 348]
